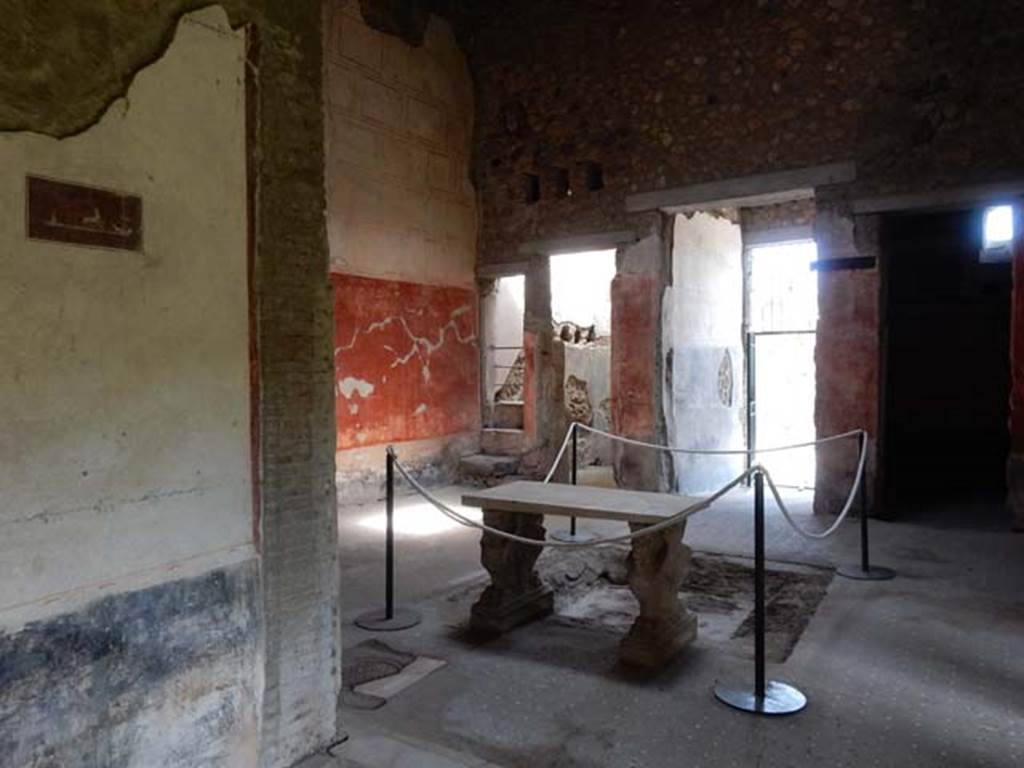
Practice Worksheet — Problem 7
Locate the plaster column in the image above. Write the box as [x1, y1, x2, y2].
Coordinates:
[611, 224, 673, 492]
[813, 198, 880, 517]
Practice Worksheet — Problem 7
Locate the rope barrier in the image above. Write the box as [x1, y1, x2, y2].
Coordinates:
[391, 448, 755, 548]
[542, 422, 867, 541]
[372, 425, 884, 716]
[544, 421, 864, 482]
[761, 434, 867, 540]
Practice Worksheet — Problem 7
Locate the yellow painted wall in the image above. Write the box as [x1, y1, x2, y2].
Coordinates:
[324, 0, 477, 288]
[0, 7, 252, 631]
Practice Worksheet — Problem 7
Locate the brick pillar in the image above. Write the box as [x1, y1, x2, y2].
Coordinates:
[813, 200, 880, 517]
[611, 228, 673, 491]
[1007, 238, 1024, 531]
[256, 4, 341, 765]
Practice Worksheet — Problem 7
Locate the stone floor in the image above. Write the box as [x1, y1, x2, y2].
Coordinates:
[329, 482, 1024, 768]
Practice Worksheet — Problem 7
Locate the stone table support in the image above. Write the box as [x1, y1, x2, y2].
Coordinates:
[470, 509, 554, 633]
[619, 520, 697, 668]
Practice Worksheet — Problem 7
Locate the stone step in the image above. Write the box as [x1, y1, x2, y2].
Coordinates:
[458, 453, 521, 486]
[480, 427, 525, 456]
[488, 400, 524, 429]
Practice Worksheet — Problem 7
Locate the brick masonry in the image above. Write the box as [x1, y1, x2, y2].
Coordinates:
[457, 0, 1024, 264]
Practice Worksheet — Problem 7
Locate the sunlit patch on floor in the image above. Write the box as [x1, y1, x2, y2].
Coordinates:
[354, 501, 482, 536]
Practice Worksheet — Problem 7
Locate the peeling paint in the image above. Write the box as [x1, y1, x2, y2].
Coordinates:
[0, 561, 259, 767]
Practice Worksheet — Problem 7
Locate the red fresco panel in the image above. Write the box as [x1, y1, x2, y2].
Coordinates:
[332, 274, 479, 450]
[611, 273, 658, 439]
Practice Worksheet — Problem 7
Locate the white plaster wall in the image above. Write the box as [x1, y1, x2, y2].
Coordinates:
[669, 212, 746, 494]
[564, 342, 613, 463]
[483, 274, 525, 403]
[0, 8, 252, 630]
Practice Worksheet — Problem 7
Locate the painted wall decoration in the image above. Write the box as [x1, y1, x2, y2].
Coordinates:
[27, 176, 142, 251]
[611, 273, 658, 439]
[332, 274, 479, 449]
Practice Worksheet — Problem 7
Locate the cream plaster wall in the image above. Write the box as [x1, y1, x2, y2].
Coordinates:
[324, 0, 477, 288]
[0, 7, 252, 630]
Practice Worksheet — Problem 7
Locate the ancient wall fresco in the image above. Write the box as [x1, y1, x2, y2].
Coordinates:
[611, 273, 660, 440]
[332, 274, 479, 450]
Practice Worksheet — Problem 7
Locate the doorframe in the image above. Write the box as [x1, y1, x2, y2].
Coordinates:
[477, 270, 527, 428]
[742, 238, 820, 486]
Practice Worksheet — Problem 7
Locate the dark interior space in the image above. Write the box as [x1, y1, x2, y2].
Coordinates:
[881, 209, 1011, 526]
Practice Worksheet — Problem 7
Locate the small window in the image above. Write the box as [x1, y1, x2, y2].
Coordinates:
[980, 204, 1017, 263]
[552, 168, 571, 198]
[984, 205, 1015, 248]
[521, 173, 540, 205]
[582, 161, 604, 191]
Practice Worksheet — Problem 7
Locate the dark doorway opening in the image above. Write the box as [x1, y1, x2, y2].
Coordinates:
[880, 209, 1011, 527]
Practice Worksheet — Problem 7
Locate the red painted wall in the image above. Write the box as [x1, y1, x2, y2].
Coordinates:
[331, 274, 479, 450]
[1010, 239, 1024, 455]
[611, 273, 659, 438]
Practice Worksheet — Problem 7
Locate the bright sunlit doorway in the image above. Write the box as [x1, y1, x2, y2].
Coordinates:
[746, 240, 819, 489]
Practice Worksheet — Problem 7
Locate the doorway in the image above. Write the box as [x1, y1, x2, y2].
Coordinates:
[480, 274, 525, 426]
[880, 208, 1011, 525]
[746, 241, 819, 489]
[550, 249, 616, 472]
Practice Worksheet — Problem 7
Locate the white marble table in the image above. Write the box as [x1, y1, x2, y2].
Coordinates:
[462, 481, 704, 668]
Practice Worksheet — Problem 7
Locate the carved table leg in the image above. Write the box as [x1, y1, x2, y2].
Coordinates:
[470, 509, 554, 634]
[619, 520, 697, 668]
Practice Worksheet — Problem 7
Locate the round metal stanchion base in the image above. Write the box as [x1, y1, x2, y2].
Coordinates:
[714, 680, 807, 716]
[354, 608, 421, 632]
[549, 529, 596, 543]
[836, 564, 897, 581]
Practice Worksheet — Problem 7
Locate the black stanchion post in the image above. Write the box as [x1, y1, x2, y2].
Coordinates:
[754, 469, 766, 700]
[714, 468, 807, 715]
[385, 449, 395, 620]
[860, 440, 869, 573]
[570, 424, 578, 536]
[837, 432, 896, 581]
[552, 424, 595, 543]
[354, 447, 422, 631]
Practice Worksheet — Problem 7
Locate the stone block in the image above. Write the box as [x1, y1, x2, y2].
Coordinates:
[490, 401, 524, 429]
[331, 117, 375, 170]
[361, 78, 404, 129]
[407, 97, 446, 146]
[427, 151, 454, 192]
[480, 427, 526, 456]
[340, 16, 382, 71]
[325, 63, 358, 115]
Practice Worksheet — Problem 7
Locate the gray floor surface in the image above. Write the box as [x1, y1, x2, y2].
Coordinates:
[328, 482, 1024, 768]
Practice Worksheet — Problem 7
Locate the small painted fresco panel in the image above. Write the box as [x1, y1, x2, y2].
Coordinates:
[27, 176, 142, 251]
